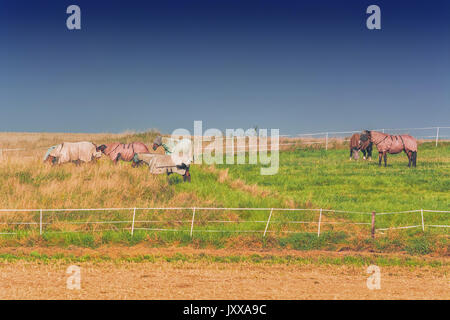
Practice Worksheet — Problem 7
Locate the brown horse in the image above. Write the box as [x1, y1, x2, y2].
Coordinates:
[96, 142, 150, 164]
[359, 130, 417, 167]
[349, 133, 373, 160]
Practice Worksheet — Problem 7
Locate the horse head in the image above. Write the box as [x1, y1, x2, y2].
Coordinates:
[359, 130, 371, 149]
[44, 155, 57, 165]
[43, 145, 59, 164]
[153, 136, 162, 151]
[96, 144, 108, 153]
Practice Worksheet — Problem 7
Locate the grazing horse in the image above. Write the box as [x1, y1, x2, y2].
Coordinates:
[134, 153, 192, 182]
[359, 130, 417, 167]
[349, 133, 373, 160]
[44, 142, 102, 165]
[96, 142, 150, 164]
[145, 136, 193, 182]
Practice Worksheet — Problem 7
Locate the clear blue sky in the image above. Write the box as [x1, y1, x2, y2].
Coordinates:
[1, 0, 449, 135]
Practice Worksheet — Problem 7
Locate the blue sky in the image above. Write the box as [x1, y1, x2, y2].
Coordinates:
[1, 0, 449, 135]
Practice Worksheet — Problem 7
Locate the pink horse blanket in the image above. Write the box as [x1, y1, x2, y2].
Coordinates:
[103, 142, 149, 161]
[371, 131, 417, 154]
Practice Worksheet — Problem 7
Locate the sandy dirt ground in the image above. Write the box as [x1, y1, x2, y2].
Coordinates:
[0, 251, 448, 300]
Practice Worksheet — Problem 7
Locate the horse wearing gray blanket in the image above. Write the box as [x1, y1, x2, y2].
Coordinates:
[133, 153, 191, 182]
[44, 141, 102, 165]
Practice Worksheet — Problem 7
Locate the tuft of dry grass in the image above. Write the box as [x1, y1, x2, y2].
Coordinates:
[208, 166, 272, 198]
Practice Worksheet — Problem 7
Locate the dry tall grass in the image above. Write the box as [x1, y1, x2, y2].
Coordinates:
[0, 131, 201, 210]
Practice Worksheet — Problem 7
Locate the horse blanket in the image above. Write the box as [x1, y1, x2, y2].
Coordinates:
[103, 142, 149, 162]
[135, 153, 188, 175]
[47, 142, 102, 164]
[365, 131, 417, 154]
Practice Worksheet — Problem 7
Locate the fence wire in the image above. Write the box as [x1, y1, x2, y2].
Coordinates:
[0, 207, 447, 238]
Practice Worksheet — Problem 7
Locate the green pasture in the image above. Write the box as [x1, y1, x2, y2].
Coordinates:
[0, 141, 448, 254]
[213, 142, 449, 212]
[203, 141, 450, 230]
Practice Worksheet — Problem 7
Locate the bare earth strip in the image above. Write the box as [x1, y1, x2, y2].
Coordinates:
[0, 260, 448, 300]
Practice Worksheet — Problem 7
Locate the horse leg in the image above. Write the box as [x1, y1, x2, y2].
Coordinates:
[406, 150, 411, 167]
[378, 152, 382, 166]
[413, 151, 417, 167]
[383, 152, 387, 167]
[166, 171, 173, 184]
[362, 149, 366, 160]
[349, 148, 353, 160]
[183, 169, 191, 183]
[131, 159, 139, 168]
[114, 153, 121, 165]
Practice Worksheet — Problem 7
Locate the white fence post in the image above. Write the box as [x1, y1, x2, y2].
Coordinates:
[435, 127, 439, 147]
[131, 207, 136, 236]
[317, 208, 323, 237]
[421, 208, 425, 231]
[263, 208, 274, 237]
[190, 207, 196, 237]
[325, 133, 328, 151]
[39, 209, 43, 235]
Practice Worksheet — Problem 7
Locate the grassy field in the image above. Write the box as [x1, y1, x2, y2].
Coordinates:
[0, 132, 448, 255]
[214, 142, 450, 226]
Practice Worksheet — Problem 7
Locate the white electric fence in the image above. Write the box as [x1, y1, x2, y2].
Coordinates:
[293, 126, 450, 150]
[1, 126, 448, 161]
[0, 207, 447, 238]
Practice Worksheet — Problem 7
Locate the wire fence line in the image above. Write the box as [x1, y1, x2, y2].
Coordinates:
[1, 126, 448, 159]
[292, 126, 450, 150]
[0, 207, 447, 238]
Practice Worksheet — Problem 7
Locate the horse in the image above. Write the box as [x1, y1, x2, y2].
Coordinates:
[145, 136, 193, 182]
[359, 130, 417, 167]
[96, 142, 150, 164]
[43, 142, 102, 166]
[349, 133, 373, 160]
[134, 153, 192, 182]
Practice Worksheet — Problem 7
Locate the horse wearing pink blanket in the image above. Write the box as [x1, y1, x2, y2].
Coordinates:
[359, 130, 417, 167]
[96, 142, 150, 164]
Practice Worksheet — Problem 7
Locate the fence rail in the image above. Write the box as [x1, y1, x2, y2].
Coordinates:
[1, 126, 449, 160]
[292, 126, 450, 149]
[0, 207, 447, 238]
